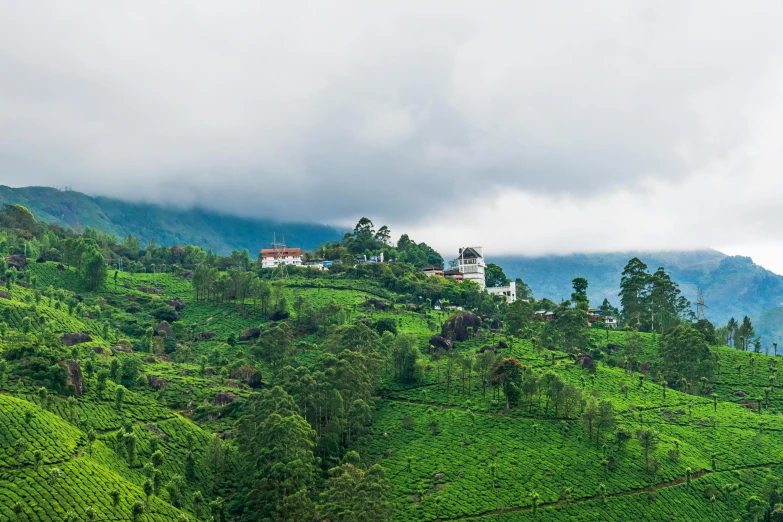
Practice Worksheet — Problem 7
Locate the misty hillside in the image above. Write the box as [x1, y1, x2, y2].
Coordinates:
[497, 251, 783, 342]
[0, 185, 344, 253]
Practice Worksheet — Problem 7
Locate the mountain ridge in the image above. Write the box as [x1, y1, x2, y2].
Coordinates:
[0, 185, 345, 254]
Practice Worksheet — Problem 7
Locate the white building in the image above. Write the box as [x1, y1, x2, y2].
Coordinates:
[458, 246, 486, 290]
[260, 247, 302, 269]
[604, 316, 618, 329]
[487, 281, 516, 303]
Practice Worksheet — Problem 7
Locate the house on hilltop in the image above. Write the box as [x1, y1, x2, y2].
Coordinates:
[458, 247, 486, 290]
[260, 247, 302, 269]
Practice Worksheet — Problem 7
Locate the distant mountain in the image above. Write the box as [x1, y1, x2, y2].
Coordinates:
[0, 186, 345, 254]
[495, 250, 783, 343]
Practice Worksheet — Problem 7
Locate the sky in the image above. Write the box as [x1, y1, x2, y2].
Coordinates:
[3, 2, 783, 272]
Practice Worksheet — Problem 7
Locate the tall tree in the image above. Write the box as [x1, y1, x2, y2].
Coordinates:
[619, 258, 650, 329]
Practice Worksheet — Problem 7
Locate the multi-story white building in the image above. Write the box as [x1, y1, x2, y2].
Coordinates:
[260, 248, 302, 269]
[487, 282, 516, 303]
[458, 246, 486, 290]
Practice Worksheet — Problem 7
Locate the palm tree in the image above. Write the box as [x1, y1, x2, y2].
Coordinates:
[85, 506, 95, 522]
[110, 490, 120, 509]
[685, 467, 692, 487]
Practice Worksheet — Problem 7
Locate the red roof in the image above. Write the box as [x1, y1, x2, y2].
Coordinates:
[261, 248, 301, 258]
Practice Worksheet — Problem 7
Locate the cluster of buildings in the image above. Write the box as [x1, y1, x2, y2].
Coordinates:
[421, 246, 517, 303]
[260, 241, 616, 326]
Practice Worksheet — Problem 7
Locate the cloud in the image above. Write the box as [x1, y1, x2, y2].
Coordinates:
[2, 1, 783, 268]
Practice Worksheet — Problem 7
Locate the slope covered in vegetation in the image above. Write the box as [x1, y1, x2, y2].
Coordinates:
[3, 204, 783, 521]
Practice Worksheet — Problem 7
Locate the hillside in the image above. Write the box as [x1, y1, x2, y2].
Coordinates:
[3, 261, 783, 520]
[0, 185, 344, 253]
[497, 251, 783, 337]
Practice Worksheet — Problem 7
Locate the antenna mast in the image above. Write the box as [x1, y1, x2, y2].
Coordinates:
[696, 287, 708, 320]
[271, 232, 288, 280]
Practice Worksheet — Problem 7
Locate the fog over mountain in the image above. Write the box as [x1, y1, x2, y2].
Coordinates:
[4, 2, 783, 272]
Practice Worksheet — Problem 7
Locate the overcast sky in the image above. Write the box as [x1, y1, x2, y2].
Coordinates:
[3, 2, 783, 271]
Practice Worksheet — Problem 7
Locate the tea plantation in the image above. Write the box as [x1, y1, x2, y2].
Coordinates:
[2, 206, 783, 521]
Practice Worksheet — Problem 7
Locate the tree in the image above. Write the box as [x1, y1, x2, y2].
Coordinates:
[144, 480, 153, 508]
[485, 263, 510, 288]
[48, 467, 61, 486]
[489, 358, 524, 409]
[115, 385, 126, 411]
[746, 495, 766, 522]
[110, 489, 120, 508]
[130, 500, 144, 522]
[659, 324, 716, 388]
[97, 370, 109, 398]
[619, 257, 650, 329]
[636, 429, 659, 472]
[515, 278, 533, 300]
[571, 277, 589, 304]
[235, 387, 317, 521]
[193, 491, 205, 519]
[14, 439, 28, 470]
[584, 402, 604, 445]
[82, 246, 108, 291]
[596, 400, 616, 443]
[166, 474, 185, 508]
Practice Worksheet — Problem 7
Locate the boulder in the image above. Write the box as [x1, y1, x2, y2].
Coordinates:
[112, 345, 134, 354]
[479, 345, 497, 354]
[156, 354, 173, 363]
[195, 331, 216, 342]
[481, 315, 503, 330]
[497, 340, 508, 349]
[734, 390, 746, 397]
[61, 333, 92, 346]
[148, 376, 167, 391]
[441, 311, 481, 341]
[433, 473, 446, 481]
[65, 360, 84, 396]
[429, 335, 453, 352]
[145, 424, 169, 441]
[56, 263, 65, 271]
[362, 298, 388, 311]
[142, 356, 156, 363]
[165, 298, 186, 311]
[0, 290, 10, 300]
[239, 327, 261, 341]
[91, 346, 104, 355]
[15, 281, 30, 288]
[155, 321, 174, 338]
[212, 392, 238, 406]
[136, 286, 162, 295]
[6, 254, 27, 269]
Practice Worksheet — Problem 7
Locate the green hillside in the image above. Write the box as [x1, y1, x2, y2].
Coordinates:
[3, 206, 783, 520]
[0, 185, 344, 253]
